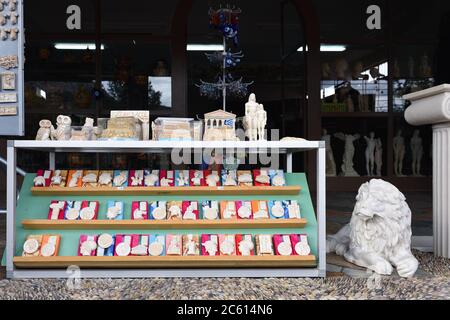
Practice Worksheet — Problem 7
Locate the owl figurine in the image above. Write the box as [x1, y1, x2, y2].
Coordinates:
[35, 119, 54, 141]
[51, 115, 72, 141]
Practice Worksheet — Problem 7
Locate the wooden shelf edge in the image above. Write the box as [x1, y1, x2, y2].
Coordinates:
[31, 185, 301, 196]
[13, 255, 317, 268]
[21, 218, 307, 230]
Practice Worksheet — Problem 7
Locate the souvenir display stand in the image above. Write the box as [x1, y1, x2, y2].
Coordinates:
[4, 140, 326, 278]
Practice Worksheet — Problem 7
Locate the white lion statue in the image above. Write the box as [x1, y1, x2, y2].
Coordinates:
[327, 179, 419, 278]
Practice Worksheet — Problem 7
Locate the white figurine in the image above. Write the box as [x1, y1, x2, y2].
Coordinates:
[334, 132, 360, 176]
[364, 132, 376, 176]
[393, 130, 406, 176]
[410, 129, 423, 176]
[244, 93, 259, 141]
[256, 103, 267, 140]
[374, 138, 383, 177]
[327, 179, 419, 278]
[35, 119, 54, 141]
[51, 115, 72, 141]
[82, 117, 94, 140]
[321, 129, 336, 176]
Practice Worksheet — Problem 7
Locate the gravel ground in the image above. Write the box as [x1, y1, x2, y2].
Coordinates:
[0, 250, 449, 300]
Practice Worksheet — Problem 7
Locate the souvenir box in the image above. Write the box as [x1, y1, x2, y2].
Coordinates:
[148, 235, 165, 256]
[131, 201, 148, 220]
[236, 234, 255, 256]
[98, 170, 114, 187]
[106, 201, 124, 220]
[182, 234, 200, 256]
[78, 235, 98, 256]
[34, 169, 52, 187]
[50, 170, 68, 187]
[175, 170, 190, 187]
[236, 200, 253, 219]
[47, 200, 66, 220]
[201, 201, 219, 220]
[82, 170, 99, 187]
[201, 234, 219, 256]
[130, 234, 149, 256]
[128, 170, 145, 187]
[144, 170, 160, 186]
[182, 201, 199, 220]
[67, 170, 83, 188]
[160, 170, 174, 187]
[220, 201, 237, 219]
[166, 234, 182, 256]
[96, 233, 115, 256]
[149, 201, 167, 220]
[112, 170, 128, 187]
[218, 234, 236, 256]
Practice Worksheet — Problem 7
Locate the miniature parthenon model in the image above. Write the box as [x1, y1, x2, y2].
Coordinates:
[203, 109, 238, 141]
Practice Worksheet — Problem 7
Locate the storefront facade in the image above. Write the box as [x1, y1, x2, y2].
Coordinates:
[1, 0, 442, 194]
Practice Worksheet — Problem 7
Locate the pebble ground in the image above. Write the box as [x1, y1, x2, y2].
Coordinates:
[0, 251, 449, 300]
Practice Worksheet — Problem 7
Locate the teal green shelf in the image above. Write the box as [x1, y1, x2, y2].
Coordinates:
[8, 173, 318, 260]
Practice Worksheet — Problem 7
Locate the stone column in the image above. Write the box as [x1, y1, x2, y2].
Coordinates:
[404, 84, 450, 258]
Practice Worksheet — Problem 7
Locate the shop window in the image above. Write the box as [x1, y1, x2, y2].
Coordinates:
[187, 0, 306, 145]
[100, 42, 171, 114]
[320, 45, 388, 113]
[101, 0, 177, 34]
[24, 0, 96, 34]
[389, 0, 450, 42]
[315, 0, 387, 42]
[392, 45, 435, 112]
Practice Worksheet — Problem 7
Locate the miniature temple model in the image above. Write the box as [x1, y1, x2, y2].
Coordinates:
[203, 109, 238, 141]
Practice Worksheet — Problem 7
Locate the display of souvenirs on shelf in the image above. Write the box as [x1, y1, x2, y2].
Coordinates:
[33, 91, 272, 142]
[21, 233, 311, 257]
[22, 234, 61, 257]
[33, 169, 287, 189]
[35, 111, 150, 141]
[43, 199, 302, 221]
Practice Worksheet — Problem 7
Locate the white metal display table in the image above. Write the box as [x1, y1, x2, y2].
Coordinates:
[6, 140, 326, 278]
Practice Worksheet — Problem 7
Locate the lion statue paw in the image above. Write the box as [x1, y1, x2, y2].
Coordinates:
[327, 179, 419, 278]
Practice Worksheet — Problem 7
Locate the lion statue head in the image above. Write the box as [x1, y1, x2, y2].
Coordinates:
[327, 179, 419, 278]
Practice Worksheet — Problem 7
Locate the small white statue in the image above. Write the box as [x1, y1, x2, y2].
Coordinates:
[374, 138, 383, 176]
[410, 130, 423, 176]
[51, 115, 72, 141]
[244, 93, 260, 141]
[364, 132, 376, 176]
[334, 132, 360, 176]
[321, 129, 336, 176]
[327, 179, 419, 278]
[35, 119, 54, 141]
[393, 130, 406, 176]
[82, 117, 94, 140]
[256, 103, 267, 141]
